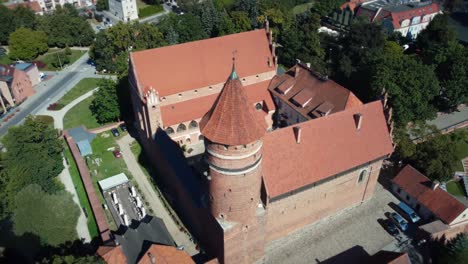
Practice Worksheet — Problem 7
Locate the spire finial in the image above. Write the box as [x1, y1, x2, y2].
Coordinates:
[230, 50, 238, 80]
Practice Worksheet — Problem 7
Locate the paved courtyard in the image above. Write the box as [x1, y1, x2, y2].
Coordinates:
[265, 183, 401, 264]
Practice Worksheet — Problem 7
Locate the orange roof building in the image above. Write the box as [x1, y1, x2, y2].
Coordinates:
[128, 27, 394, 264]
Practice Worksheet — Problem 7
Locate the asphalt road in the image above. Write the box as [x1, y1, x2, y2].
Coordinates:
[0, 53, 94, 135]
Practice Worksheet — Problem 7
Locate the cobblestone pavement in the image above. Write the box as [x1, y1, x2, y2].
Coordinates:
[265, 183, 401, 264]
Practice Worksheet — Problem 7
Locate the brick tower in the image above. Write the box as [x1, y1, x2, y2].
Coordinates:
[200, 60, 267, 263]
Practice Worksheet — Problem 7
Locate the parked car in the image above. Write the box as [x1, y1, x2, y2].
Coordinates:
[113, 149, 122, 158]
[382, 219, 400, 236]
[397, 202, 421, 223]
[120, 124, 127, 132]
[111, 128, 120, 137]
[389, 212, 408, 231]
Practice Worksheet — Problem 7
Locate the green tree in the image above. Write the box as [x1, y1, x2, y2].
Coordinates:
[234, 0, 259, 27]
[43, 254, 105, 264]
[0, 6, 14, 44]
[90, 79, 120, 123]
[13, 185, 79, 247]
[12, 5, 36, 30]
[312, 0, 345, 16]
[0, 5, 37, 44]
[159, 13, 208, 43]
[216, 11, 236, 36]
[96, 0, 109, 11]
[230, 11, 252, 32]
[8, 27, 48, 61]
[50, 51, 71, 68]
[432, 233, 468, 264]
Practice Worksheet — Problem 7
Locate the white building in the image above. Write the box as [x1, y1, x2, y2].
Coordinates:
[33, 0, 90, 12]
[109, 0, 138, 22]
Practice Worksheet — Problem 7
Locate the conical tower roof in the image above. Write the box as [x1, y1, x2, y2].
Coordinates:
[200, 62, 267, 146]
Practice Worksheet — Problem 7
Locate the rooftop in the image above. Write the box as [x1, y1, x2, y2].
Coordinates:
[200, 64, 267, 145]
[138, 244, 194, 264]
[98, 173, 130, 191]
[130, 29, 274, 97]
[268, 64, 362, 121]
[392, 165, 467, 224]
[263, 100, 393, 198]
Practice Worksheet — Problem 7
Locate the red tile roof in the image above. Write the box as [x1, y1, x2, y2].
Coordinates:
[200, 66, 267, 145]
[138, 244, 194, 264]
[160, 80, 273, 127]
[97, 245, 127, 264]
[389, 3, 439, 29]
[392, 165, 467, 225]
[268, 64, 362, 120]
[7, 2, 42, 13]
[262, 100, 393, 198]
[130, 29, 274, 97]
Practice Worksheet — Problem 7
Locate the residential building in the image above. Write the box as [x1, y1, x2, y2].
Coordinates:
[13, 63, 41, 87]
[392, 165, 468, 240]
[128, 25, 394, 263]
[6, 1, 44, 15]
[33, 0, 91, 12]
[357, 1, 441, 38]
[0, 64, 35, 112]
[108, 0, 139, 22]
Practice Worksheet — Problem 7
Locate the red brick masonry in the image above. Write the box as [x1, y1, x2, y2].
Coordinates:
[64, 132, 112, 244]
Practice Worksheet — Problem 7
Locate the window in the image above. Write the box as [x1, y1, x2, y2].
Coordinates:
[416, 204, 421, 211]
[358, 170, 367, 183]
[176, 123, 187, 133]
[189, 120, 198, 129]
[406, 195, 410, 201]
[165, 127, 174, 135]
[397, 188, 401, 194]
[255, 103, 262, 111]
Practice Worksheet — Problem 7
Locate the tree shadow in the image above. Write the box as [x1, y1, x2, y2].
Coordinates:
[0, 218, 102, 263]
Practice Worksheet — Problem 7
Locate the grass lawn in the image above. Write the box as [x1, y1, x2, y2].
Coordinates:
[0, 55, 12, 65]
[36, 49, 85, 71]
[447, 180, 466, 197]
[137, 0, 163, 18]
[63, 96, 101, 130]
[452, 129, 468, 171]
[64, 146, 99, 239]
[55, 78, 100, 110]
[293, 1, 315, 15]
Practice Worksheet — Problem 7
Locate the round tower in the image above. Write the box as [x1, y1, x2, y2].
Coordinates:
[199, 61, 267, 224]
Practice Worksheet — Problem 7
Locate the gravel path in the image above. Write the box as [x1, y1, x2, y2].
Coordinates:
[265, 183, 400, 264]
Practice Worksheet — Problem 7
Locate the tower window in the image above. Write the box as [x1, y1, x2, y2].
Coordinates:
[358, 170, 367, 183]
[177, 123, 187, 133]
[165, 127, 174, 135]
[255, 103, 262, 111]
[189, 120, 198, 129]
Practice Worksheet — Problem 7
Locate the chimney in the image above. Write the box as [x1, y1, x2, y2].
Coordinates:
[383, 91, 388, 109]
[431, 180, 440, 190]
[306, 62, 311, 68]
[272, 43, 276, 57]
[353, 113, 362, 130]
[264, 16, 270, 32]
[293, 126, 302, 144]
[268, 30, 273, 45]
[147, 252, 156, 264]
[387, 107, 393, 125]
[295, 66, 300, 78]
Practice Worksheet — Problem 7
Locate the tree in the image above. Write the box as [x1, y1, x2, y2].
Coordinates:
[50, 51, 70, 68]
[90, 79, 120, 123]
[312, 0, 345, 16]
[8, 28, 48, 61]
[234, 0, 259, 27]
[12, 5, 36, 30]
[216, 11, 236, 36]
[230, 11, 252, 32]
[43, 254, 105, 264]
[96, 0, 109, 11]
[0, 6, 14, 44]
[159, 13, 208, 43]
[13, 185, 79, 247]
[431, 233, 468, 263]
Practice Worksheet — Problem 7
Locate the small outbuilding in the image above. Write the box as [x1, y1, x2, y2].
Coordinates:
[99, 173, 130, 192]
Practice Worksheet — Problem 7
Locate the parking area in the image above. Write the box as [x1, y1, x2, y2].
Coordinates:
[265, 183, 420, 264]
[103, 181, 147, 227]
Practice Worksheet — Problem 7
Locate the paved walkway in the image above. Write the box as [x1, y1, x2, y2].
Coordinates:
[38, 88, 98, 129]
[58, 157, 91, 242]
[116, 134, 198, 255]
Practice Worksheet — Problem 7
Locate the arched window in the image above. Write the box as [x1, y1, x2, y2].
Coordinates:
[189, 120, 198, 129]
[177, 124, 186, 133]
[186, 138, 191, 144]
[198, 135, 204, 141]
[165, 127, 174, 135]
[358, 170, 367, 183]
[255, 103, 262, 111]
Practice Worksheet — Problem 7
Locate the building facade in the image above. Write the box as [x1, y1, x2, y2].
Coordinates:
[357, 1, 440, 39]
[108, 0, 138, 22]
[0, 64, 35, 112]
[34, 0, 92, 12]
[128, 27, 394, 263]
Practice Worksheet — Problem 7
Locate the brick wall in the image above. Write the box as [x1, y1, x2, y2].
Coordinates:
[266, 159, 383, 242]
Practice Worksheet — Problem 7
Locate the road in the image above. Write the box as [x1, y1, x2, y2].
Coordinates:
[0, 51, 101, 135]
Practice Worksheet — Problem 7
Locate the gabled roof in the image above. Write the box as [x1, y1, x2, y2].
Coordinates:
[130, 29, 274, 97]
[392, 165, 467, 225]
[138, 244, 194, 264]
[7, 1, 42, 13]
[160, 80, 274, 127]
[268, 64, 362, 120]
[97, 245, 127, 264]
[262, 100, 393, 198]
[0, 64, 15, 82]
[200, 65, 267, 145]
[387, 3, 439, 29]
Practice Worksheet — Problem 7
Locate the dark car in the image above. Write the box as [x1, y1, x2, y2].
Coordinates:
[382, 219, 399, 236]
[389, 212, 408, 231]
[111, 128, 120, 137]
[120, 124, 127, 132]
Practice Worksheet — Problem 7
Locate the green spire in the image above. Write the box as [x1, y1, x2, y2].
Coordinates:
[229, 56, 238, 80]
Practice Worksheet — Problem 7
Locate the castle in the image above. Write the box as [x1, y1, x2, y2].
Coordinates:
[128, 25, 394, 263]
